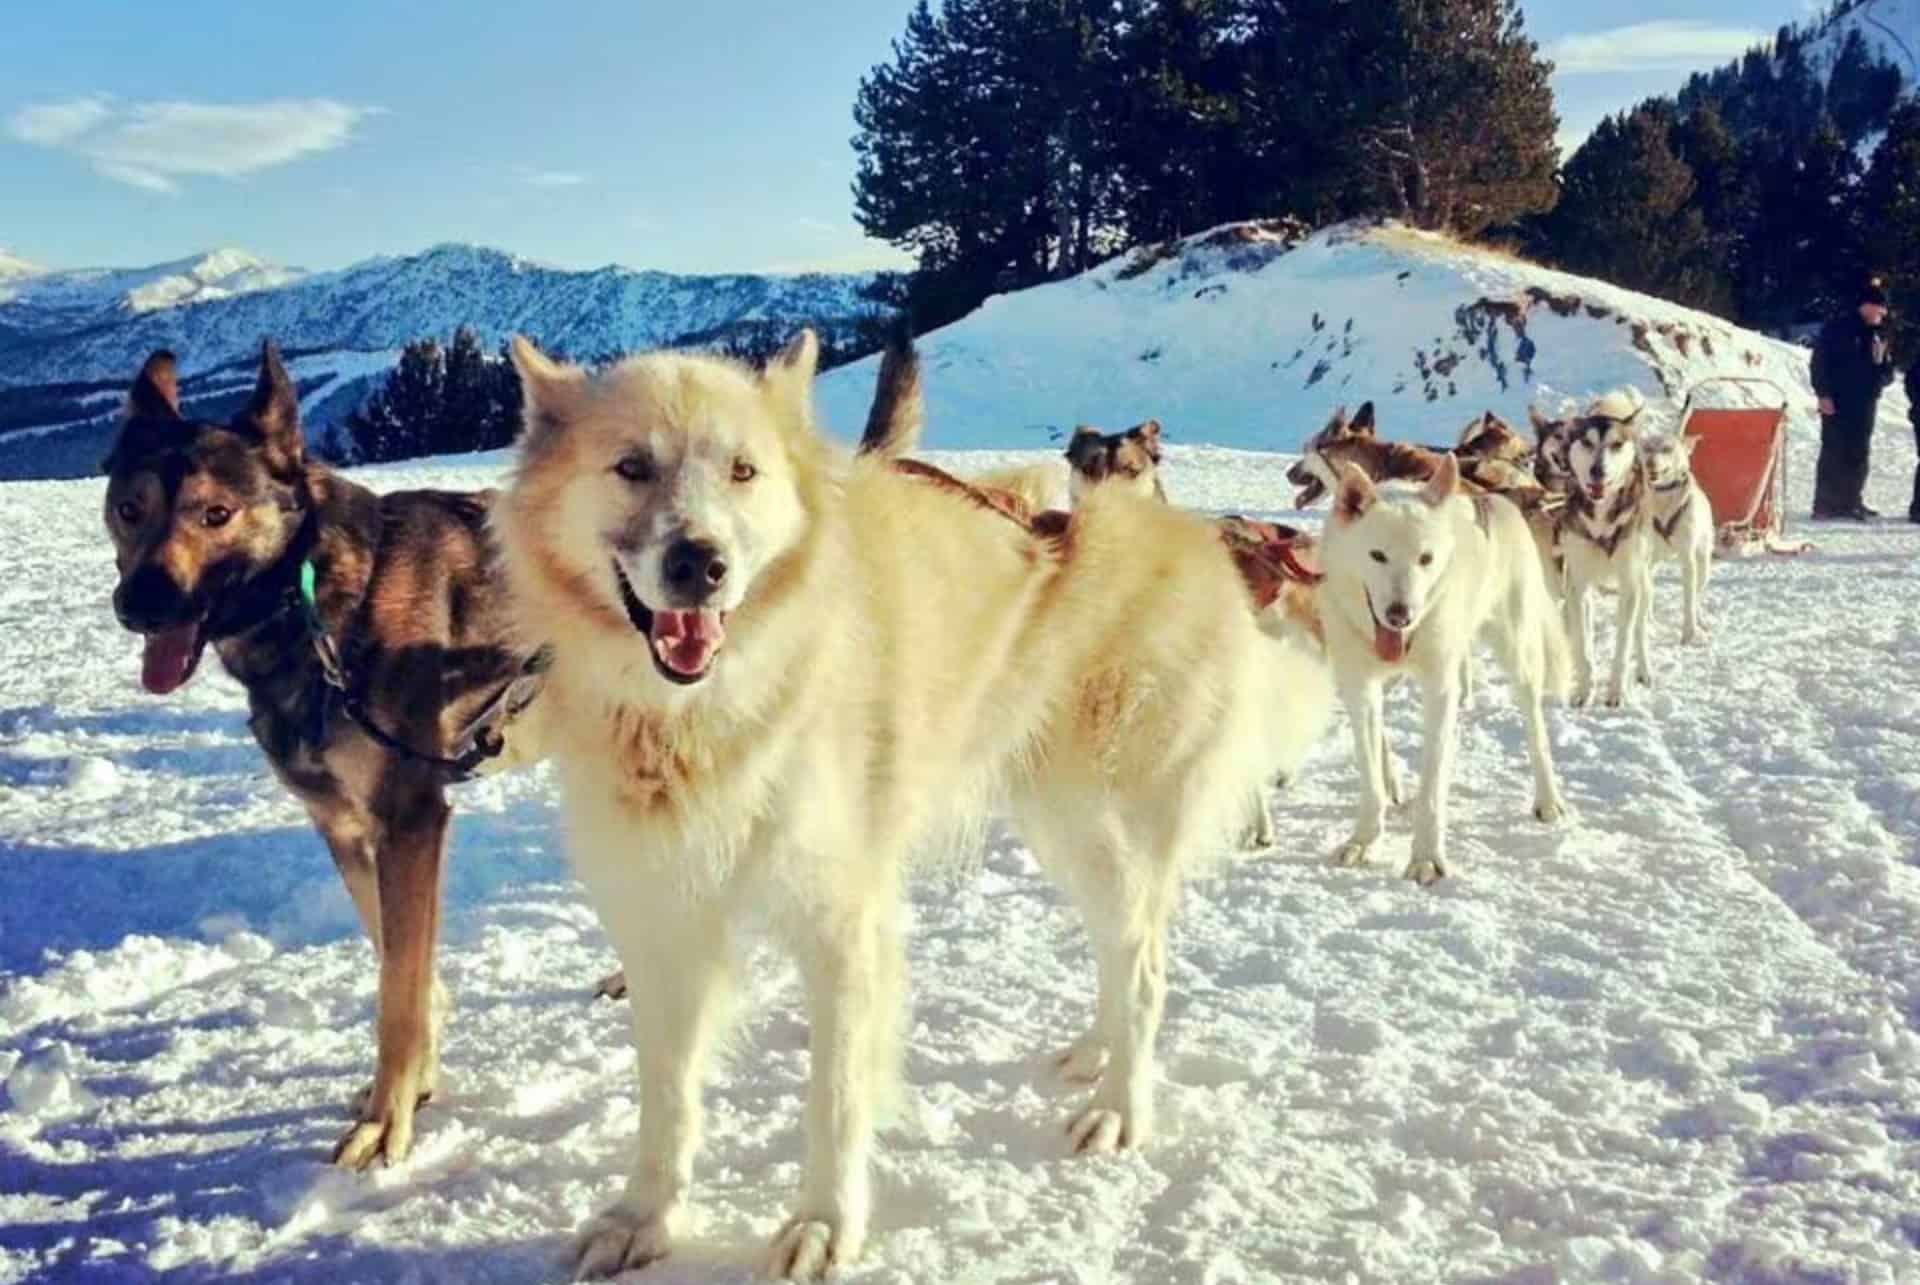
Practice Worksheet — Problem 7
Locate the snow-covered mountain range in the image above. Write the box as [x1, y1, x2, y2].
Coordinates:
[0, 242, 879, 390]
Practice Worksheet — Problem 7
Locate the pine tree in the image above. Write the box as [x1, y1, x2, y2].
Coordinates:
[1545, 104, 1712, 304]
[1308, 0, 1560, 235]
[438, 326, 492, 454]
[346, 338, 444, 463]
[1858, 101, 1920, 354]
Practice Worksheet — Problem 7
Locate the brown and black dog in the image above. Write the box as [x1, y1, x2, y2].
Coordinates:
[1287, 402, 1547, 512]
[1065, 420, 1166, 502]
[101, 343, 550, 1169]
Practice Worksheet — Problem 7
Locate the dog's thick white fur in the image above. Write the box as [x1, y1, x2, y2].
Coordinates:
[1639, 432, 1713, 645]
[1318, 455, 1572, 884]
[492, 332, 1331, 1279]
[1557, 389, 1657, 707]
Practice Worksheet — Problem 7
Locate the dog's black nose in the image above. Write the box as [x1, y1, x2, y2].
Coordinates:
[1383, 602, 1412, 628]
[116, 564, 189, 630]
[662, 537, 727, 599]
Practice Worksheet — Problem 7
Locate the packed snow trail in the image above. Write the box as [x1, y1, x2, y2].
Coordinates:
[3, 426, 1919, 1283]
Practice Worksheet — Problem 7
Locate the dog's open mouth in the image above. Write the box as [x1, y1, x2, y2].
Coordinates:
[140, 622, 207, 695]
[612, 560, 728, 685]
[1364, 591, 1409, 664]
[1584, 481, 1608, 501]
[1289, 469, 1326, 509]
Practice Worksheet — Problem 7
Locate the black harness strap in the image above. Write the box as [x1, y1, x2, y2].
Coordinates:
[297, 560, 550, 781]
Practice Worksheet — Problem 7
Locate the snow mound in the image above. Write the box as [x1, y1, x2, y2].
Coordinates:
[815, 219, 1872, 454]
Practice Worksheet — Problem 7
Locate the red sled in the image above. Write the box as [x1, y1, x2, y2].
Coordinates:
[1677, 376, 1810, 557]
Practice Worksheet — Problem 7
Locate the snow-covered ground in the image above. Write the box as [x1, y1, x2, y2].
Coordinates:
[3, 408, 1919, 1283]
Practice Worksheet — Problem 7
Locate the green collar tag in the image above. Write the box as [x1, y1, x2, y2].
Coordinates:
[299, 559, 319, 612]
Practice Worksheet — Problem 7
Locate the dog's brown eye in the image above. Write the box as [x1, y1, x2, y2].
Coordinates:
[1418, 552, 1434, 567]
[731, 458, 757, 484]
[615, 453, 654, 483]
[1609, 440, 1626, 452]
[115, 500, 141, 525]
[203, 505, 233, 528]
[1370, 550, 1388, 564]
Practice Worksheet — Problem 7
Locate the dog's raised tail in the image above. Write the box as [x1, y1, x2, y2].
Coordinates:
[858, 320, 923, 458]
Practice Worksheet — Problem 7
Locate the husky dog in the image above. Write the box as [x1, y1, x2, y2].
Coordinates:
[492, 332, 1330, 1279]
[1455, 410, 1535, 464]
[1551, 390, 1656, 707]
[1065, 419, 1165, 502]
[1639, 431, 1713, 644]
[1287, 403, 1547, 513]
[100, 344, 551, 1169]
[1317, 455, 1572, 884]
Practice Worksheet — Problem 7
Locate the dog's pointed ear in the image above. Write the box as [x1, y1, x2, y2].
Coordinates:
[1132, 418, 1163, 459]
[1422, 452, 1460, 506]
[1351, 401, 1376, 435]
[509, 335, 584, 444]
[1065, 425, 1101, 462]
[1333, 462, 1376, 523]
[1527, 406, 1555, 439]
[761, 329, 819, 427]
[1681, 432, 1702, 458]
[128, 350, 182, 421]
[238, 341, 303, 478]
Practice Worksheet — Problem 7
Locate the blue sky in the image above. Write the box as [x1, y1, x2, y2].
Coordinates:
[1, 0, 1826, 276]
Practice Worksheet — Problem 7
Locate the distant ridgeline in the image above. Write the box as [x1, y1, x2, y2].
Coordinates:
[0, 244, 898, 478]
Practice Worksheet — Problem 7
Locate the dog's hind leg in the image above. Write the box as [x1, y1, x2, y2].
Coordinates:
[1565, 584, 1594, 708]
[1331, 680, 1389, 866]
[1490, 620, 1571, 826]
[1406, 670, 1461, 885]
[1632, 565, 1656, 688]
[1042, 826, 1174, 1154]
[1683, 544, 1710, 644]
[766, 899, 902, 1279]
[333, 782, 450, 1170]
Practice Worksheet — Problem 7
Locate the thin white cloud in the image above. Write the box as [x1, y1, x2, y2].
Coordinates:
[520, 169, 588, 188]
[6, 96, 375, 193]
[8, 96, 110, 145]
[1547, 21, 1766, 75]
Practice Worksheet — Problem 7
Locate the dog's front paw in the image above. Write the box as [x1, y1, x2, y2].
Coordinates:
[1065, 1097, 1151, 1154]
[573, 1203, 678, 1280]
[1569, 684, 1593, 710]
[593, 969, 628, 1001]
[1052, 1033, 1109, 1085]
[767, 1213, 864, 1281]
[1330, 836, 1376, 868]
[1403, 856, 1447, 886]
[1602, 684, 1627, 709]
[1533, 794, 1572, 825]
[348, 1079, 434, 1119]
[333, 1067, 437, 1170]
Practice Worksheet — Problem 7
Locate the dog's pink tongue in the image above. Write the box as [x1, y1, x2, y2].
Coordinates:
[141, 625, 199, 695]
[650, 609, 726, 677]
[1374, 623, 1408, 664]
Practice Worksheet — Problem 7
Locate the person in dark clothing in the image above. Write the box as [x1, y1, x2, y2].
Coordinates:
[1810, 279, 1896, 519]
[1907, 358, 1920, 523]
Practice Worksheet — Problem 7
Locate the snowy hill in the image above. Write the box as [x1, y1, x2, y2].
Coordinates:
[816, 219, 1906, 453]
[0, 243, 878, 391]
[1, 418, 1918, 1280]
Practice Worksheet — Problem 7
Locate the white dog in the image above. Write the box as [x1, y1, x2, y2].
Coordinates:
[1553, 390, 1657, 707]
[1638, 431, 1713, 644]
[493, 332, 1331, 1279]
[1317, 454, 1572, 884]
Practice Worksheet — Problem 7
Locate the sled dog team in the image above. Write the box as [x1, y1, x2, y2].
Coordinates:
[99, 333, 1712, 1278]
